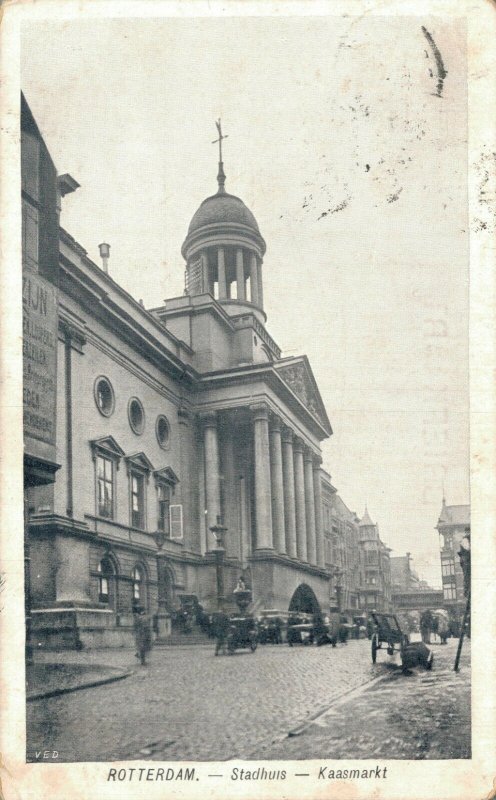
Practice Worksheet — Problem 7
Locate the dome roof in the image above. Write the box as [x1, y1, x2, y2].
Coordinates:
[188, 192, 260, 235]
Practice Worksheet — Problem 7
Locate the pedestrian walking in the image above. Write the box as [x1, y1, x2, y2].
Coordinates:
[420, 609, 434, 645]
[212, 611, 230, 656]
[133, 605, 152, 665]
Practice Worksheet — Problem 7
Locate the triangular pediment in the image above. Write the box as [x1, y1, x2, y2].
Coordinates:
[89, 436, 125, 459]
[125, 452, 155, 473]
[154, 466, 180, 485]
[274, 357, 331, 434]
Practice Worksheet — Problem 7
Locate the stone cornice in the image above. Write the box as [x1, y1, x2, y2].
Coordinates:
[198, 365, 331, 441]
[59, 233, 197, 376]
[248, 549, 330, 580]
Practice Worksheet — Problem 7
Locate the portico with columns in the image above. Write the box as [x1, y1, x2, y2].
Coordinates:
[193, 387, 331, 610]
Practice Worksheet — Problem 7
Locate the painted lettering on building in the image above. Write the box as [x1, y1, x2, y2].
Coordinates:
[23, 273, 57, 446]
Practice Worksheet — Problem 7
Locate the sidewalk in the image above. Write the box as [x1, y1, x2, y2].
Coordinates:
[262, 637, 471, 760]
[27, 657, 133, 700]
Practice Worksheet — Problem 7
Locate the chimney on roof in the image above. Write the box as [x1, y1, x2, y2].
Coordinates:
[98, 243, 110, 274]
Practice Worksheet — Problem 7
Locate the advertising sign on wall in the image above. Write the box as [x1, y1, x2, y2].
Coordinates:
[23, 271, 57, 448]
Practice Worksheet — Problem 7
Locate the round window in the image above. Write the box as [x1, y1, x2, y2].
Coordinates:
[128, 397, 145, 434]
[94, 376, 115, 417]
[156, 415, 170, 449]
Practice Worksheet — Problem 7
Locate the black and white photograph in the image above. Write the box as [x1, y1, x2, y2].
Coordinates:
[1, 2, 495, 799]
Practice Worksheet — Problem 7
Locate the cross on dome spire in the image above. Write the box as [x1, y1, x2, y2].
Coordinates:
[212, 118, 228, 194]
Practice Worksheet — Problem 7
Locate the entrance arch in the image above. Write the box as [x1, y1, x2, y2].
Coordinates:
[157, 559, 175, 612]
[288, 583, 321, 615]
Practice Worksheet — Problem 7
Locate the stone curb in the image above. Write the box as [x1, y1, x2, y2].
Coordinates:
[288, 673, 389, 737]
[27, 668, 133, 702]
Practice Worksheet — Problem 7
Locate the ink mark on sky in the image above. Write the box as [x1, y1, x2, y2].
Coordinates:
[421, 26, 448, 98]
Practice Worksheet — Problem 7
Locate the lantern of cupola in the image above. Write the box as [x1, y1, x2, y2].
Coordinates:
[181, 121, 266, 323]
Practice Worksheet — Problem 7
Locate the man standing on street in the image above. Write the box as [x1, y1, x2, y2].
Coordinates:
[133, 604, 152, 666]
[213, 611, 230, 656]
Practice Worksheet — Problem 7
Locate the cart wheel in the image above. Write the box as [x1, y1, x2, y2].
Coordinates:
[371, 635, 378, 663]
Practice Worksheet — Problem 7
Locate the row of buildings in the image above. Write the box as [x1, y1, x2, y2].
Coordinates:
[23, 96, 458, 650]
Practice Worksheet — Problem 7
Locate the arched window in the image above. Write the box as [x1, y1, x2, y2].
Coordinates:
[98, 557, 115, 604]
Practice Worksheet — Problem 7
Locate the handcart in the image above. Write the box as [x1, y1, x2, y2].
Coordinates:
[370, 612, 409, 663]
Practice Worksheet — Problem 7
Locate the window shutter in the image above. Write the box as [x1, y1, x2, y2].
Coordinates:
[169, 504, 183, 540]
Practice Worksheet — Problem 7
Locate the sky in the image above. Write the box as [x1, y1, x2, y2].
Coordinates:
[21, 13, 470, 587]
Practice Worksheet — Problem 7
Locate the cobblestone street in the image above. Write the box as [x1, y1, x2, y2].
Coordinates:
[27, 637, 470, 763]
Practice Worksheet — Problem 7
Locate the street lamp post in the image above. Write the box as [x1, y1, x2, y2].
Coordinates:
[210, 515, 228, 611]
[154, 530, 172, 641]
[454, 531, 470, 672]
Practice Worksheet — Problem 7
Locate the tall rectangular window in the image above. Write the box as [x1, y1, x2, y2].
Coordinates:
[97, 455, 113, 518]
[157, 484, 170, 534]
[443, 584, 456, 600]
[131, 473, 145, 529]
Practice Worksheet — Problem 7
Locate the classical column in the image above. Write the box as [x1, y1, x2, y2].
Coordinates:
[257, 259, 264, 309]
[293, 438, 308, 562]
[236, 248, 245, 301]
[201, 251, 210, 294]
[250, 253, 259, 306]
[251, 403, 273, 550]
[269, 415, 286, 554]
[217, 247, 227, 299]
[281, 426, 297, 558]
[304, 448, 317, 565]
[200, 411, 221, 549]
[313, 456, 325, 568]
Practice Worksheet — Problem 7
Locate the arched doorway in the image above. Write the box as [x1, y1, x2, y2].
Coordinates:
[289, 583, 321, 615]
[157, 558, 175, 612]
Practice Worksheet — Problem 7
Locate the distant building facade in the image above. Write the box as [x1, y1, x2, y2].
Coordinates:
[436, 499, 470, 624]
[321, 478, 392, 616]
[391, 553, 443, 616]
[358, 509, 392, 613]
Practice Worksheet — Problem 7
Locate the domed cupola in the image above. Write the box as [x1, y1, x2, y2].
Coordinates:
[182, 121, 266, 319]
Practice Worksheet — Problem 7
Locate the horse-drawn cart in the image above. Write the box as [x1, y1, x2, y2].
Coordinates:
[370, 611, 434, 672]
[370, 612, 409, 663]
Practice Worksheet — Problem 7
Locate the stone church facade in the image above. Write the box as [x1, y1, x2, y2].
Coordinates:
[25, 101, 338, 648]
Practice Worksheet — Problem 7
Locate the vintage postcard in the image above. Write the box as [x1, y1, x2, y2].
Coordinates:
[0, 1, 495, 799]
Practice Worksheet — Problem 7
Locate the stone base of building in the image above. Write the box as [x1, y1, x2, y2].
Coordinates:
[30, 606, 134, 650]
[249, 552, 330, 612]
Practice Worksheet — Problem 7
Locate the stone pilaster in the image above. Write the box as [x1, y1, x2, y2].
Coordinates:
[251, 403, 273, 551]
[313, 455, 325, 568]
[217, 247, 227, 299]
[304, 447, 317, 565]
[269, 415, 286, 554]
[250, 253, 259, 306]
[257, 259, 264, 309]
[281, 426, 297, 558]
[236, 248, 245, 301]
[293, 437, 308, 562]
[201, 251, 210, 294]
